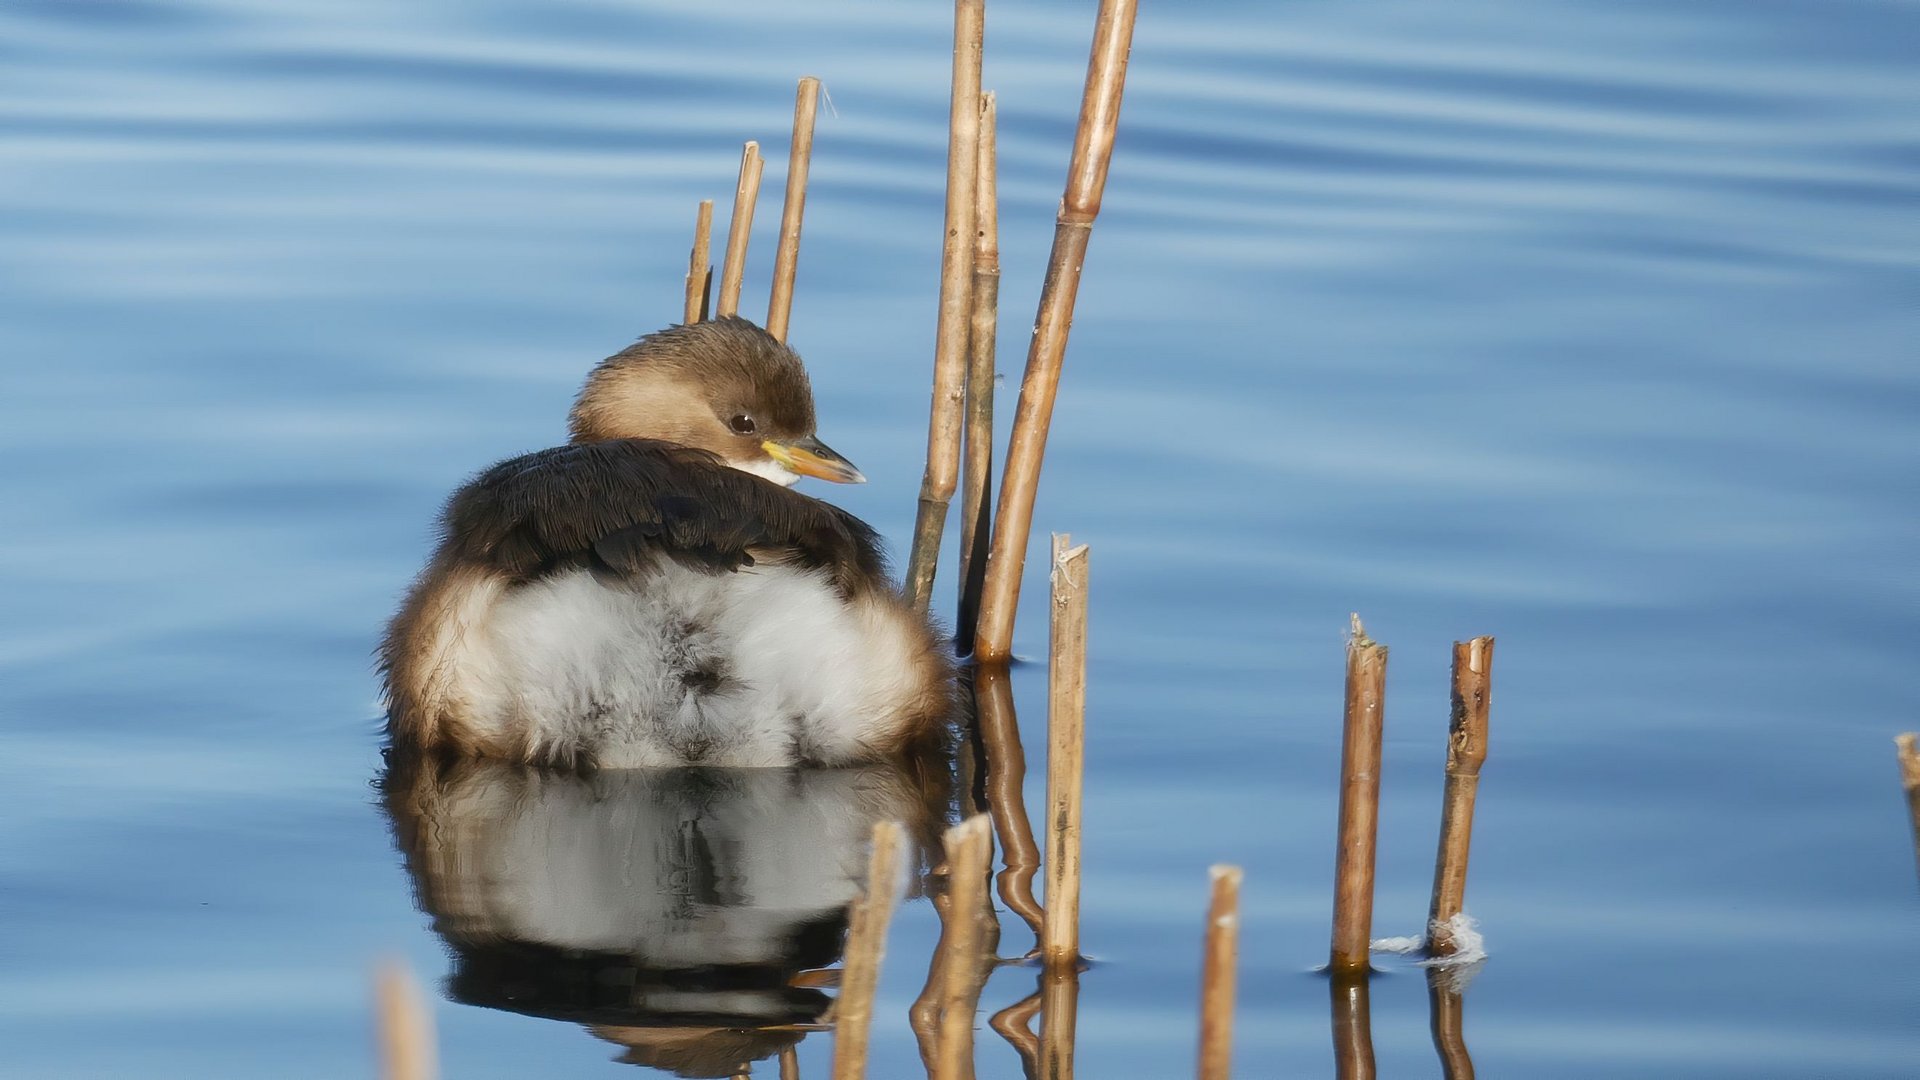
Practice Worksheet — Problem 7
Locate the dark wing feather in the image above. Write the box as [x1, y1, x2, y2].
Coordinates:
[437, 439, 889, 594]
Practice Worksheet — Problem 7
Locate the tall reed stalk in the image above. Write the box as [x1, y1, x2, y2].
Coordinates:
[716, 141, 763, 318]
[1427, 636, 1493, 955]
[684, 199, 713, 323]
[766, 76, 821, 342]
[1043, 535, 1090, 967]
[1197, 865, 1243, 1080]
[956, 91, 1000, 648]
[973, 0, 1137, 660]
[1330, 615, 1386, 974]
[905, 0, 986, 614]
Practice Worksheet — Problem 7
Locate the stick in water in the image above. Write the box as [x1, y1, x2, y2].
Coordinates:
[1898, 733, 1920, 876]
[1428, 636, 1493, 955]
[374, 960, 437, 1080]
[1043, 535, 1090, 968]
[716, 141, 763, 318]
[1197, 864, 1243, 1080]
[904, 0, 986, 614]
[685, 199, 714, 324]
[956, 90, 1001, 650]
[932, 815, 995, 1080]
[831, 820, 907, 1080]
[973, 0, 1138, 660]
[1330, 614, 1387, 974]
[767, 76, 822, 341]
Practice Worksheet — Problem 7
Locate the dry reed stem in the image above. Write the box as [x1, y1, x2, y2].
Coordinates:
[766, 76, 821, 341]
[716, 141, 763, 318]
[1330, 614, 1387, 974]
[1043, 535, 1090, 967]
[989, 987, 1042, 1078]
[780, 1046, 801, 1080]
[831, 820, 907, 1080]
[904, 0, 986, 614]
[1329, 970, 1377, 1080]
[973, 0, 1138, 660]
[1426, 968, 1475, 1080]
[685, 199, 714, 324]
[932, 815, 995, 1080]
[1898, 733, 1920, 875]
[956, 90, 1001, 649]
[1197, 864, 1243, 1080]
[374, 960, 437, 1080]
[1038, 966, 1081, 1080]
[975, 660, 1046, 937]
[1428, 636, 1494, 955]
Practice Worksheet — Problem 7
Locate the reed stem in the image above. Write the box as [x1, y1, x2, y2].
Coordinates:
[905, 0, 986, 614]
[831, 820, 907, 1080]
[973, 0, 1137, 660]
[716, 141, 763, 318]
[1197, 864, 1243, 1080]
[766, 76, 821, 342]
[1898, 733, 1920, 876]
[685, 199, 714, 324]
[374, 960, 437, 1080]
[989, 987, 1043, 1078]
[956, 90, 1001, 650]
[1330, 614, 1387, 974]
[1428, 636, 1493, 955]
[932, 815, 995, 1080]
[1043, 535, 1090, 968]
[780, 1046, 801, 1080]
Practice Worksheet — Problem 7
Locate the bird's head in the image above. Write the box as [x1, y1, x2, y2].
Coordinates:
[568, 317, 865, 487]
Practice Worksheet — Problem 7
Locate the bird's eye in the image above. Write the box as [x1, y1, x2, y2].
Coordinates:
[728, 414, 757, 435]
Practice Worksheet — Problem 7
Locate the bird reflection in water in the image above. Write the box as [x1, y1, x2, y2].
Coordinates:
[381, 751, 948, 1077]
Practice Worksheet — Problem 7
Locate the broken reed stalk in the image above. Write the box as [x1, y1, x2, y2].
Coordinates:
[1428, 636, 1494, 956]
[1037, 966, 1082, 1080]
[956, 90, 1001, 649]
[1426, 968, 1475, 1080]
[1898, 733, 1920, 875]
[904, 0, 986, 614]
[974, 0, 1138, 660]
[1196, 864, 1243, 1080]
[685, 199, 714, 324]
[716, 141, 764, 318]
[975, 661, 1047, 936]
[1329, 971, 1378, 1080]
[932, 815, 995, 1080]
[831, 820, 907, 1080]
[780, 1046, 801, 1080]
[1043, 535, 1090, 967]
[766, 76, 821, 342]
[1330, 614, 1387, 974]
[374, 960, 437, 1080]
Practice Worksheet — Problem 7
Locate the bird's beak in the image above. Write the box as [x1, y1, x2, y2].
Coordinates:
[764, 435, 867, 484]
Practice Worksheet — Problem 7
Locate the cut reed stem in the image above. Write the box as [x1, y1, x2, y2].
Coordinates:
[1330, 614, 1387, 974]
[1426, 967, 1475, 1080]
[1197, 864, 1243, 1080]
[685, 199, 714, 324]
[374, 960, 437, 1080]
[932, 815, 995, 1080]
[956, 90, 1001, 649]
[973, 0, 1138, 660]
[716, 141, 763, 318]
[1043, 535, 1090, 968]
[975, 660, 1047, 937]
[904, 0, 986, 614]
[831, 820, 907, 1080]
[1329, 970, 1377, 1080]
[766, 76, 822, 341]
[1428, 636, 1493, 956]
[1898, 733, 1920, 876]
[1038, 965, 1082, 1080]
[780, 1046, 802, 1080]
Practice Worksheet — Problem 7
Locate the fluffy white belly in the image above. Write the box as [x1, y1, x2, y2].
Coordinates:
[451, 563, 927, 767]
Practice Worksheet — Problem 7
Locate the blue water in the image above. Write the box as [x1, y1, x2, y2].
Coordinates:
[4, 0, 1917, 1076]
